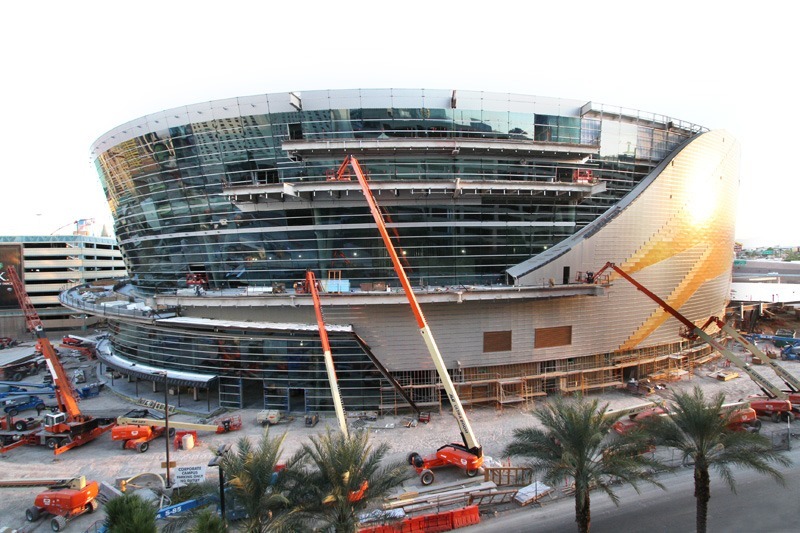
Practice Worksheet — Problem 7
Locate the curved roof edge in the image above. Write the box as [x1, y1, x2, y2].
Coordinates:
[506, 131, 704, 281]
[89, 88, 704, 160]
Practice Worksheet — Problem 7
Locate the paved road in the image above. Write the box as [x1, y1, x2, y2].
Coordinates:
[463, 442, 800, 533]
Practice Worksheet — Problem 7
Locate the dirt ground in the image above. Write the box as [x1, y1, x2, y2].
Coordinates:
[3, 315, 800, 532]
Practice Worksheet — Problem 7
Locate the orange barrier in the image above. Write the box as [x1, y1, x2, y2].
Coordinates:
[451, 505, 480, 528]
[413, 512, 452, 532]
[359, 505, 480, 532]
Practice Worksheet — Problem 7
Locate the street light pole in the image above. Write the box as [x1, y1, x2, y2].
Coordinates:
[209, 443, 231, 520]
[155, 371, 171, 488]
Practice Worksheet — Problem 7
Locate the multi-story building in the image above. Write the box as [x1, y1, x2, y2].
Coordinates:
[68, 89, 739, 412]
[0, 235, 125, 335]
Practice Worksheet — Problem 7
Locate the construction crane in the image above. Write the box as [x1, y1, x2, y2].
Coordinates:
[49, 218, 95, 236]
[303, 270, 349, 436]
[2, 266, 115, 455]
[334, 156, 482, 485]
[590, 262, 799, 421]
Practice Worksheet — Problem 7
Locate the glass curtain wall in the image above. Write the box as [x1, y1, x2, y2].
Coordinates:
[109, 322, 382, 411]
[96, 99, 697, 292]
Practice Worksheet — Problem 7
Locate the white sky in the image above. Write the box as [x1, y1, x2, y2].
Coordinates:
[1, 0, 795, 247]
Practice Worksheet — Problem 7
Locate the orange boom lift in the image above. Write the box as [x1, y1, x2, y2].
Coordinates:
[304, 270, 349, 437]
[590, 262, 800, 421]
[333, 156, 482, 485]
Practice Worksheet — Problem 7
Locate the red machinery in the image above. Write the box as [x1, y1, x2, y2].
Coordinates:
[24, 476, 100, 531]
[1, 414, 40, 432]
[0, 337, 18, 349]
[294, 273, 322, 295]
[111, 423, 174, 453]
[334, 156, 482, 485]
[612, 402, 760, 435]
[572, 169, 594, 183]
[114, 414, 242, 453]
[2, 266, 115, 455]
[186, 272, 209, 288]
[590, 262, 800, 422]
[612, 405, 668, 435]
[304, 270, 374, 500]
[56, 335, 97, 359]
[725, 404, 761, 432]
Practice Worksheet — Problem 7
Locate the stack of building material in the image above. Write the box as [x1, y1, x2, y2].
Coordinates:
[513, 481, 553, 506]
[383, 478, 494, 514]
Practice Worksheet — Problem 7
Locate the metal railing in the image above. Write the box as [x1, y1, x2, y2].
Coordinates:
[59, 283, 177, 321]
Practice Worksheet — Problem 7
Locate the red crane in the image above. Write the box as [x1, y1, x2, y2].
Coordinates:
[4, 266, 115, 454]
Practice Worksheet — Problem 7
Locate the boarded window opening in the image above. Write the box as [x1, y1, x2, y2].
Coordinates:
[534, 326, 572, 348]
[483, 331, 512, 353]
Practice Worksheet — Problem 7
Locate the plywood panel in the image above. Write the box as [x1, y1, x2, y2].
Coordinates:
[534, 326, 572, 348]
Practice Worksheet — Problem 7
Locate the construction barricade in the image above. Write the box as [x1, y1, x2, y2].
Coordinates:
[451, 505, 480, 528]
[359, 505, 480, 532]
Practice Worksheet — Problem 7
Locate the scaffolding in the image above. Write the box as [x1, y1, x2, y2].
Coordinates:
[379, 370, 441, 415]
[377, 340, 718, 414]
[497, 379, 528, 410]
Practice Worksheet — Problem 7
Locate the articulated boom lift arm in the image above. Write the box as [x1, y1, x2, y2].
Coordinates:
[6, 267, 83, 420]
[337, 156, 481, 457]
[116, 417, 233, 432]
[306, 271, 349, 437]
[595, 263, 792, 401]
[594, 263, 698, 335]
[701, 318, 800, 397]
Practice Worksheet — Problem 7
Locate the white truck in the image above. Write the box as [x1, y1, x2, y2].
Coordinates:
[256, 409, 282, 426]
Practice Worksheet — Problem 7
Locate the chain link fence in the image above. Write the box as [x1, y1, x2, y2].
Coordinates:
[769, 428, 792, 451]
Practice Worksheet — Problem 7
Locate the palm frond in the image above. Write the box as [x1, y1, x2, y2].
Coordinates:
[503, 394, 666, 532]
[294, 428, 412, 532]
[643, 385, 792, 532]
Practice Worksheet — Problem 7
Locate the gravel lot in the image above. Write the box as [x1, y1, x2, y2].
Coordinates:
[2, 334, 799, 532]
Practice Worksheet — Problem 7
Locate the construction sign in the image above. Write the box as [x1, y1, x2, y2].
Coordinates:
[173, 465, 207, 485]
[0, 245, 23, 309]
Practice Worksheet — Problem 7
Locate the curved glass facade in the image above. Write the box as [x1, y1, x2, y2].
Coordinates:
[84, 90, 735, 413]
[93, 90, 703, 292]
[108, 321, 383, 412]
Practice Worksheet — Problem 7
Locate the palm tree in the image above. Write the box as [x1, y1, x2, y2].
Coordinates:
[293, 428, 412, 533]
[220, 428, 305, 533]
[103, 493, 158, 533]
[160, 481, 220, 533]
[503, 395, 664, 533]
[188, 508, 227, 533]
[642, 386, 790, 533]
